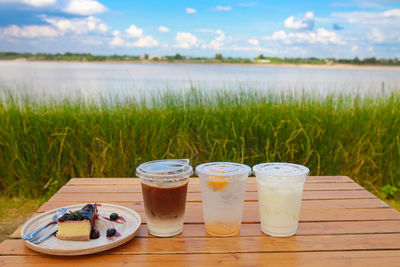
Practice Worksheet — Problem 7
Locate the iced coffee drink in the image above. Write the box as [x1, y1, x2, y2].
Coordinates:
[196, 162, 251, 236]
[136, 159, 192, 237]
[253, 163, 309, 237]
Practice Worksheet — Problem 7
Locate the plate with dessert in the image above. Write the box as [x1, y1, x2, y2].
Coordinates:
[21, 203, 141, 256]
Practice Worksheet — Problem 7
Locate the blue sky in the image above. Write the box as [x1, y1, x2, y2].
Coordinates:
[1, 0, 400, 58]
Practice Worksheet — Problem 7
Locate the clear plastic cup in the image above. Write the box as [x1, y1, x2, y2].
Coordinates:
[253, 162, 309, 237]
[136, 159, 193, 237]
[196, 162, 251, 236]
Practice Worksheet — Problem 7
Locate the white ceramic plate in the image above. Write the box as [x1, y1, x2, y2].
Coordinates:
[21, 203, 141, 256]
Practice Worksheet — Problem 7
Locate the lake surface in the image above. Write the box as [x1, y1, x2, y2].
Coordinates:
[0, 61, 399, 100]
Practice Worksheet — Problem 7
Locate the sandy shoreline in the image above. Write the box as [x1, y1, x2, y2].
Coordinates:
[1, 59, 400, 71]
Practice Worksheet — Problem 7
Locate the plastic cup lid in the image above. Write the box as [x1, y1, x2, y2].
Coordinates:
[253, 162, 309, 176]
[195, 162, 251, 177]
[136, 159, 193, 179]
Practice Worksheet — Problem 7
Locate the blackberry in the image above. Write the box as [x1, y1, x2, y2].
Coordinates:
[106, 228, 117, 237]
[90, 229, 100, 239]
[110, 213, 119, 221]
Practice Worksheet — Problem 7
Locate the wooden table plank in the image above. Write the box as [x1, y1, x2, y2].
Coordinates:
[36, 198, 390, 213]
[137, 220, 400, 237]
[32, 206, 400, 224]
[65, 176, 354, 186]
[9, 220, 400, 240]
[58, 182, 364, 193]
[1, 251, 400, 267]
[3, 234, 400, 255]
[48, 190, 375, 203]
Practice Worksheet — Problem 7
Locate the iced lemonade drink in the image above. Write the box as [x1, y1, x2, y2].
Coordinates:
[196, 162, 251, 236]
[253, 163, 309, 237]
[136, 159, 192, 237]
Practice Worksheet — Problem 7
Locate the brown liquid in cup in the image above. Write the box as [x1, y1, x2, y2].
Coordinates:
[141, 182, 188, 220]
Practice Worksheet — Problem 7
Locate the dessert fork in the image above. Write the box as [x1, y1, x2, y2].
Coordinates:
[29, 226, 58, 244]
[22, 208, 68, 240]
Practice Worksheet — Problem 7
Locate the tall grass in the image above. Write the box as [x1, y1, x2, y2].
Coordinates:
[0, 89, 399, 198]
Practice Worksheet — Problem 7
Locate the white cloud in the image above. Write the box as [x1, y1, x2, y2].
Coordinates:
[185, 7, 196, 14]
[0, 0, 56, 7]
[208, 30, 225, 50]
[125, 24, 143, 38]
[110, 25, 158, 48]
[270, 28, 345, 45]
[352, 45, 358, 52]
[200, 29, 226, 50]
[109, 35, 159, 48]
[44, 16, 109, 35]
[174, 32, 198, 49]
[383, 9, 400, 17]
[248, 39, 259, 46]
[23, 0, 56, 6]
[109, 36, 125, 47]
[130, 35, 158, 47]
[332, 8, 400, 46]
[197, 29, 263, 52]
[368, 46, 373, 51]
[158, 26, 170, 33]
[315, 28, 345, 45]
[0, 0, 107, 15]
[63, 0, 107, 15]
[332, 8, 400, 25]
[370, 28, 385, 43]
[0, 5, 161, 50]
[1, 24, 58, 38]
[284, 11, 315, 31]
[211, 6, 232, 11]
[271, 30, 290, 43]
[0, 15, 111, 45]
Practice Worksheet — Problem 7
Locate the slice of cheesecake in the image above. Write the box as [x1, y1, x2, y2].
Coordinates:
[57, 203, 99, 241]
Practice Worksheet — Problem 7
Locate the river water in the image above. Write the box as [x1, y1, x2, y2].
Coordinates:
[0, 61, 399, 101]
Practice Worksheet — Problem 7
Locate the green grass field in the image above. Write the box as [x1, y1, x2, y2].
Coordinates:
[0, 197, 44, 242]
[0, 89, 399, 201]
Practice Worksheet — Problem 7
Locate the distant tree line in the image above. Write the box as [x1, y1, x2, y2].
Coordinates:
[0, 52, 140, 62]
[0, 52, 399, 66]
[254, 54, 400, 65]
[335, 56, 399, 65]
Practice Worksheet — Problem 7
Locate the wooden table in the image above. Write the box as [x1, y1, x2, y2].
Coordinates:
[1, 176, 400, 266]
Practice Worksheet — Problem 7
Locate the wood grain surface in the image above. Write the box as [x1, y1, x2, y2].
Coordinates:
[1, 176, 400, 266]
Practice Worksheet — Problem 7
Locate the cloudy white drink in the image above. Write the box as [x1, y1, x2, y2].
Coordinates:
[253, 163, 309, 237]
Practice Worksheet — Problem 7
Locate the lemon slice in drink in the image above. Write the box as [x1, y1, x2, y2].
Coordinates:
[208, 175, 229, 191]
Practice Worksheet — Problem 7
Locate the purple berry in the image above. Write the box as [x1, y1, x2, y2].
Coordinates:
[106, 228, 116, 237]
[110, 213, 119, 221]
[90, 229, 100, 239]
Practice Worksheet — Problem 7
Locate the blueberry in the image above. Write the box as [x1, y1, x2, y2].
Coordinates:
[106, 228, 116, 237]
[110, 213, 119, 221]
[90, 229, 100, 239]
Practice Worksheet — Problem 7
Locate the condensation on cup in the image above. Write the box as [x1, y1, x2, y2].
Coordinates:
[253, 162, 309, 237]
[196, 162, 251, 236]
